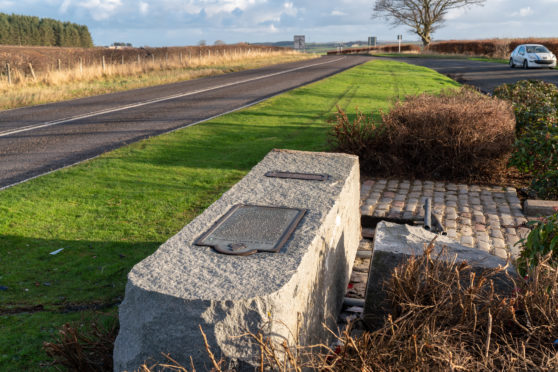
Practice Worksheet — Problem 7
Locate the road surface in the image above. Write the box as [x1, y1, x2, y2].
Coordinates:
[388, 57, 558, 93]
[0, 55, 371, 189]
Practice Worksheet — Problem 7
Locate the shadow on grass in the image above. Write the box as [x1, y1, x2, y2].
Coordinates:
[0, 234, 160, 308]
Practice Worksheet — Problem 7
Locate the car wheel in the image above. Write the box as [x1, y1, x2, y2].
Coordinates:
[523, 60, 528, 69]
[509, 58, 515, 68]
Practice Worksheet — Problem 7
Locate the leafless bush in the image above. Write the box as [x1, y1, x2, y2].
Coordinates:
[326, 245, 558, 371]
[330, 87, 516, 182]
[43, 313, 118, 371]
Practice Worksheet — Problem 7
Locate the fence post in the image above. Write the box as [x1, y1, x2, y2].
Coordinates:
[180, 52, 183, 63]
[121, 55, 124, 65]
[57, 59, 61, 71]
[79, 57, 83, 73]
[6, 63, 12, 84]
[28, 63, 36, 80]
[137, 54, 140, 64]
[151, 54, 155, 64]
[102, 56, 106, 72]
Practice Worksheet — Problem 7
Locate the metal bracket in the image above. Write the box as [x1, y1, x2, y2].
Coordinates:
[264, 171, 329, 181]
[423, 198, 447, 235]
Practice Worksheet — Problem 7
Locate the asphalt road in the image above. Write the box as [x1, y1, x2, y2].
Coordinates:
[389, 57, 558, 93]
[0, 55, 372, 189]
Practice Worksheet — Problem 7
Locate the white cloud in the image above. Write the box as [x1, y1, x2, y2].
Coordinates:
[59, 0, 122, 20]
[283, 2, 297, 16]
[512, 6, 533, 17]
[331, 10, 346, 16]
[139, 1, 149, 15]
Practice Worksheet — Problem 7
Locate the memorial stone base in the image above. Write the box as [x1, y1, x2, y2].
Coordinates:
[113, 149, 360, 371]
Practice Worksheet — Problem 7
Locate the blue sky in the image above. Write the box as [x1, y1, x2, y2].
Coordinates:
[1, 0, 558, 46]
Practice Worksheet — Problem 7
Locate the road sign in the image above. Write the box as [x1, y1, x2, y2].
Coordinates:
[368, 36, 377, 47]
[293, 35, 306, 51]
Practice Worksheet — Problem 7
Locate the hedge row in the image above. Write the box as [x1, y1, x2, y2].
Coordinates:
[428, 38, 558, 59]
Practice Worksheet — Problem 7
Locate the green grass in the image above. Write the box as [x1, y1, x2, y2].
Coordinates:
[374, 52, 508, 64]
[468, 57, 509, 64]
[0, 60, 459, 371]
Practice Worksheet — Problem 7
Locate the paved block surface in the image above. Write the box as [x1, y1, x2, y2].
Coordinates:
[360, 179, 529, 258]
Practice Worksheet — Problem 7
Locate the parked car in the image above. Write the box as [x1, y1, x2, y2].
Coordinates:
[509, 44, 557, 69]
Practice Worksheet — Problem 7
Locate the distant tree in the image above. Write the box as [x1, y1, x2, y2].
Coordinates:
[0, 12, 93, 47]
[198, 40, 207, 46]
[372, 0, 485, 46]
[214, 40, 226, 45]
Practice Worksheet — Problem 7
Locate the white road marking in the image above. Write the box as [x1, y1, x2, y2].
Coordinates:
[0, 62, 352, 192]
[0, 57, 345, 138]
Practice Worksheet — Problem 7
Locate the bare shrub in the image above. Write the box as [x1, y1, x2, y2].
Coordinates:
[331, 87, 516, 181]
[327, 245, 558, 371]
[43, 314, 118, 371]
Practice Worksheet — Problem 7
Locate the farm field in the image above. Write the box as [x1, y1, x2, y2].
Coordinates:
[0, 44, 315, 110]
[0, 60, 459, 371]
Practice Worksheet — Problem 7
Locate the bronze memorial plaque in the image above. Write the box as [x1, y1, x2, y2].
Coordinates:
[194, 204, 307, 256]
[264, 171, 329, 181]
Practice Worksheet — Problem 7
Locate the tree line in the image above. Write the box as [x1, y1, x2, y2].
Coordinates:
[0, 13, 93, 47]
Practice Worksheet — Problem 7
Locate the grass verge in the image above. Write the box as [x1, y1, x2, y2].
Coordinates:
[374, 52, 508, 64]
[0, 60, 458, 371]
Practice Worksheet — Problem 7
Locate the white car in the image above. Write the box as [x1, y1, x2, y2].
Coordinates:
[509, 44, 557, 69]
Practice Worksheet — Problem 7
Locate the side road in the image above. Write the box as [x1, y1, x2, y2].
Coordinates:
[388, 57, 558, 92]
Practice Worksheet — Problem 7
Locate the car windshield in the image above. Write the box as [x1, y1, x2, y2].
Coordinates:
[526, 46, 550, 53]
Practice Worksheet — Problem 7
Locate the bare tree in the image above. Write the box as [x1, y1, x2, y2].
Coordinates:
[373, 0, 485, 46]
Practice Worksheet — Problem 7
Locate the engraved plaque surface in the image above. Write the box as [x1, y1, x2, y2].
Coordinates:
[265, 171, 328, 181]
[195, 204, 306, 256]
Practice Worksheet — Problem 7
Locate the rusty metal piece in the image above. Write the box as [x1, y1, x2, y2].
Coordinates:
[194, 204, 307, 256]
[264, 171, 329, 181]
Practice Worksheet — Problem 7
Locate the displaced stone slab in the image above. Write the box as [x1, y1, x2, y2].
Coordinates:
[113, 149, 360, 371]
[360, 179, 527, 256]
[363, 221, 514, 329]
[524, 199, 558, 217]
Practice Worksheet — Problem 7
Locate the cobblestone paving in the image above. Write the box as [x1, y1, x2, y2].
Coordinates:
[360, 179, 530, 258]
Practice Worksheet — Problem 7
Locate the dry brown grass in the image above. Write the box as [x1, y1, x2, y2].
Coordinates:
[330, 245, 558, 371]
[43, 313, 117, 371]
[0, 44, 315, 110]
[330, 86, 517, 183]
